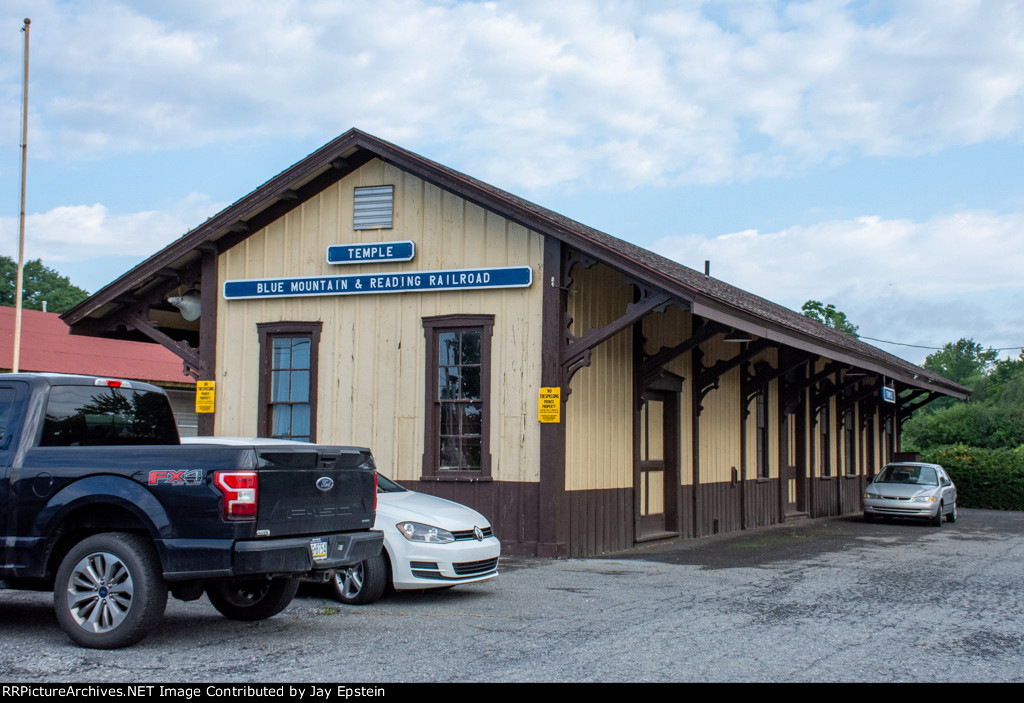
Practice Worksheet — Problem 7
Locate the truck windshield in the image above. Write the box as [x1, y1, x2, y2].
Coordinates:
[40, 385, 180, 446]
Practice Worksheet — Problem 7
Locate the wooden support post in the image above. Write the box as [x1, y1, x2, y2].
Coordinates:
[538, 237, 569, 557]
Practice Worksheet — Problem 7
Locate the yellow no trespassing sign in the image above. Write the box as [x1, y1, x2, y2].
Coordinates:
[195, 380, 215, 414]
[538, 387, 561, 423]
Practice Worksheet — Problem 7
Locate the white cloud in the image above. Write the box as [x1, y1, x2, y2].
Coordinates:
[653, 210, 1024, 301]
[0, 193, 224, 264]
[4, 0, 1023, 190]
[651, 209, 1024, 359]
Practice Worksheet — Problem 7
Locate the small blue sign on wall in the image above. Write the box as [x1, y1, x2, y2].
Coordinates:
[882, 386, 896, 403]
[223, 266, 533, 300]
[327, 240, 415, 264]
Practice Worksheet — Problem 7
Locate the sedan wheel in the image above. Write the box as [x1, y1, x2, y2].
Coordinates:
[330, 552, 387, 605]
[946, 502, 957, 523]
[931, 502, 943, 527]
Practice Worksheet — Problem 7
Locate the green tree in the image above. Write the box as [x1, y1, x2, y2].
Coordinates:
[800, 300, 859, 337]
[903, 344, 1024, 453]
[902, 401, 1024, 451]
[0, 256, 89, 314]
[923, 337, 997, 386]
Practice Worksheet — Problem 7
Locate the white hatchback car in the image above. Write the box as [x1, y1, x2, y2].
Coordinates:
[331, 473, 500, 604]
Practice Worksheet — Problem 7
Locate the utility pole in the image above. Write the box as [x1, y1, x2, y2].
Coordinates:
[13, 18, 30, 372]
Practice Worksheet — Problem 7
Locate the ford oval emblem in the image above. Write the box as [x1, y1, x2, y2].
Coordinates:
[316, 477, 335, 492]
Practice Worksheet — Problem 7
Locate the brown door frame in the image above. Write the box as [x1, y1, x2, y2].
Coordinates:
[781, 392, 808, 517]
[634, 374, 682, 542]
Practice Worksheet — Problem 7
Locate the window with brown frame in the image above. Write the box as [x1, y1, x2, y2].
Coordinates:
[422, 315, 493, 479]
[843, 406, 857, 475]
[884, 415, 895, 464]
[819, 403, 831, 477]
[755, 389, 769, 479]
[257, 321, 322, 442]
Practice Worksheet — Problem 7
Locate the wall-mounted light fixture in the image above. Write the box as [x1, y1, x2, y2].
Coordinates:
[168, 289, 202, 321]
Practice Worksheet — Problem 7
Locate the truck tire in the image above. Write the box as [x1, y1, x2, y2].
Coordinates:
[206, 577, 300, 621]
[54, 532, 168, 649]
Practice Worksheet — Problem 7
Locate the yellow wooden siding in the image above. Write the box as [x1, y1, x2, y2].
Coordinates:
[564, 263, 634, 491]
[696, 336, 743, 484]
[215, 159, 545, 483]
[867, 410, 882, 473]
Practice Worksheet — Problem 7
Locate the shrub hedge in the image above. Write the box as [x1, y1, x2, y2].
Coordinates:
[920, 444, 1024, 511]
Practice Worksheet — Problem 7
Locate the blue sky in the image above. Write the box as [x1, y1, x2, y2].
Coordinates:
[2, 0, 1023, 365]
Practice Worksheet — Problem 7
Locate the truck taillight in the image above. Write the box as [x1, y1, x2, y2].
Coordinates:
[214, 471, 258, 521]
[374, 471, 378, 512]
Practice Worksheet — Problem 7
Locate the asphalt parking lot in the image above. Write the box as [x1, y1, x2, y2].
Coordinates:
[2, 508, 1022, 683]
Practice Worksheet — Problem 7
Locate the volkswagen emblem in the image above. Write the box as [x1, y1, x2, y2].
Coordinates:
[315, 477, 334, 492]
[473, 526, 484, 541]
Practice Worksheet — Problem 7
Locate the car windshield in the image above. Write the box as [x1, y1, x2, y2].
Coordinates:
[376, 473, 408, 493]
[875, 465, 938, 486]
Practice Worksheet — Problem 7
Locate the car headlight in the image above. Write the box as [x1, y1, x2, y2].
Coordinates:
[397, 521, 455, 543]
[910, 495, 937, 503]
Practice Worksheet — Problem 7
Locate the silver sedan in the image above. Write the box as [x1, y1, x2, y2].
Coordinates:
[863, 462, 957, 526]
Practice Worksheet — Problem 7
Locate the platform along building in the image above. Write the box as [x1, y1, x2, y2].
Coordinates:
[63, 129, 967, 557]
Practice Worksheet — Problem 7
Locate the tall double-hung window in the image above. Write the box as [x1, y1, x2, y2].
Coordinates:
[819, 402, 832, 477]
[422, 315, 493, 479]
[843, 407, 857, 476]
[257, 322, 322, 442]
[755, 389, 769, 479]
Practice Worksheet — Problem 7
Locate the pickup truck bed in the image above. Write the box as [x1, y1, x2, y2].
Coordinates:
[0, 373, 382, 648]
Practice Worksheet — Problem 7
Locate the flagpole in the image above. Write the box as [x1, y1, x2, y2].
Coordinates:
[13, 18, 30, 373]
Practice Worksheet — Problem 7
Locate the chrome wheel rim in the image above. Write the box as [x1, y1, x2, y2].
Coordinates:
[65, 551, 134, 633]
[337, 563, 364, 599]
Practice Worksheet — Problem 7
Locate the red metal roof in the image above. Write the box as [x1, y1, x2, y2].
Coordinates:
[1, 306, 194, 384]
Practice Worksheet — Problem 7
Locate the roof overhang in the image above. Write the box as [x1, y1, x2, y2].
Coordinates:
[62, 128, 969, 401]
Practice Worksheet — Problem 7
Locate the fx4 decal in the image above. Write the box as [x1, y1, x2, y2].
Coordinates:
[149, 469, 204, 486]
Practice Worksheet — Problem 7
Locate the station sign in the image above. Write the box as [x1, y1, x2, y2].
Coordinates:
[223, 266, 533, 300]
[881, 386, 896, 403]
[327, 240, 415, 265]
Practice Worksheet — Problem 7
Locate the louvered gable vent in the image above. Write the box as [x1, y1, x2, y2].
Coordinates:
[353, 185, 394, 230]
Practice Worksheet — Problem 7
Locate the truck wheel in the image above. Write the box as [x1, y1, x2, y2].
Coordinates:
[54, 532, 168, 649]
[206, 577, 300, 621]
[330, 553, 388, 605]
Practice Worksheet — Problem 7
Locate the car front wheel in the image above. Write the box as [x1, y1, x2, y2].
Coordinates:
[330, 553, 388, 605]
[54, 532, 168, 649]
[946, 502, 957, 523]
[206, 578, 299, 621]
[931, 502, 944, 527]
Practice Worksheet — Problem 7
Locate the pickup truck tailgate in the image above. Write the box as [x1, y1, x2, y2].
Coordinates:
[254, 446, 376, 536]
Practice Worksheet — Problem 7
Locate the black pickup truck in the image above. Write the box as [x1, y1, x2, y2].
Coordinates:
[0, 373, 383, 648]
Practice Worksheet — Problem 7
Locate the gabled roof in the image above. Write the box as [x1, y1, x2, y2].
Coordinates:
[3, 307, 193, 385]
[62, 128, 967, 399]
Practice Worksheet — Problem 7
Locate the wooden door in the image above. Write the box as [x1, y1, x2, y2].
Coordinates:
[635, 389, 679, 540]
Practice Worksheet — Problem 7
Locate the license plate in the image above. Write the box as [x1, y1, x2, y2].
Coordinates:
[310, 538, 329, 561]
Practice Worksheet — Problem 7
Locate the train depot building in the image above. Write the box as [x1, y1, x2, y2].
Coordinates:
[64, 129, 967, 557]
